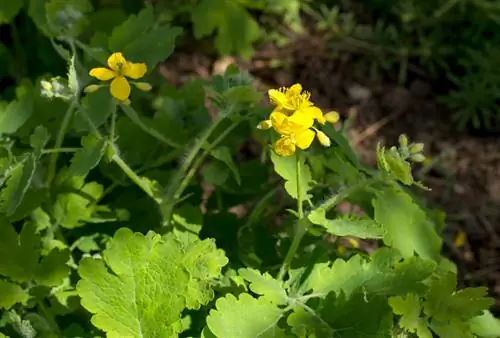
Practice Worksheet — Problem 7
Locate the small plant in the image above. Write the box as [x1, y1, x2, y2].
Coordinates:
[0, 2, 499, 338]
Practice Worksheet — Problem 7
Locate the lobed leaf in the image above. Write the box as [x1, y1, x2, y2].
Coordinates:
[77, 228, 228, 337]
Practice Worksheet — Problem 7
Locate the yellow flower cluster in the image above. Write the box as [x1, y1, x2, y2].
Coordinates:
[86, 52, 152, 102]
[258, 84, 339, 156]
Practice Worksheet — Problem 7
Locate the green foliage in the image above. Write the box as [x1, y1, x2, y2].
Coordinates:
[0, 1, 498, 337]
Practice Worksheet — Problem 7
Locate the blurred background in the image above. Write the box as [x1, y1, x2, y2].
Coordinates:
[1, 0, 499, 311]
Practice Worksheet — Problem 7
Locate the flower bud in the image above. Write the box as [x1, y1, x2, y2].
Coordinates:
[398, 134, 408, 147]
[84, 84, 101, 93]
[134, 82, 152, 92]
[409, 142, 424, 154]
[410, 153, 426, 163]
[257, 120, 272, 130]
[324, 111, 340, 124]
[316, 130, 331, 147]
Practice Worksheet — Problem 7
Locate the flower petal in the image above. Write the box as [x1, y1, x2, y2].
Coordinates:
[107, 52, 127, 72]
[287, 111, 314, 129]
[110, 76, 131, 101]
[274, 136, 296, 156]
[268, 89, 287, 106]
[303, 106, 325, 124]
[124, 62, 147, 79]
[89, 67, 116, 81]
[295, 129, 315, 150]
[287, 83, 303, 97]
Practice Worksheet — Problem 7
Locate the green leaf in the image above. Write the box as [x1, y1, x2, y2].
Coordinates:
[210, 146, 241, 185]
[308, 208, 384, 239]
[0, 1, 23, 23]
[52, 169, 105, 228]
[123, 24, 182, 70]
[73, 88, 116, 132]
[0, 222, 70, 286]
[0, 82, 34, 135]
[270, 151, 312, 200]
[0, 154, 36, 215]
[288, 292, 393, 338]
[29, 126, 50, 156]
[191, 0, 261, 56]
[77, 228, 228, 337]
[424, 272, 494, 322]
[389, 294, 432, 338]
[0, 280, 29, 309]
[108, 5, 155, 52]
[238, 268, 287, 304]
[302, 248, 436, 298]
[68, 134, 106, 177]
[373, 188, 442, 260]
[206, 293, 284, 338]
[120, 104, 181, 148]
[108, 5, 182, 68]
[35, 249, 71, 287]
[469, 311, 500, 338]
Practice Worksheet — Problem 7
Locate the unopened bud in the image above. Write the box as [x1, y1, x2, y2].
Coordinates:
[134, 82, 152, 92]
[316, 130, 331, 147]
[84, 84, 101, 93]
[398, 134, 408, 147]
[410, 153, 426, 163]
[325, 111, 340, 124]
[409, 142, 424, 154]
[257, 120, 272, 130]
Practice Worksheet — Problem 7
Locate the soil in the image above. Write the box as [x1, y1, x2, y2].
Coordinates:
[160, 32, 500, 311]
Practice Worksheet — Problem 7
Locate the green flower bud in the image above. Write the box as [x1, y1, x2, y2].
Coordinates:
[398, 134, 408, 147]
[409, 142, 424, 154]
[410, 153, 426, 163]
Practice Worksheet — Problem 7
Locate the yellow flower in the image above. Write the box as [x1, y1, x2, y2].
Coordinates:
[258, 83, 340, 156]
[89, 52, 147, 101]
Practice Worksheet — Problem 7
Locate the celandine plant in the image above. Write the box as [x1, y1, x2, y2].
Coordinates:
[0, 3, 499, 338]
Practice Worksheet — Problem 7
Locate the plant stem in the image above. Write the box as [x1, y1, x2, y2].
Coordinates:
[111, 150, 160, 202]
[46, 101, 77, 186]
[313, 176, 381, 213]
[278, 152, 306, 281]
[161, 109, 234, 224]
[42, 147, 80, 154]
[37, 300, 61, 335]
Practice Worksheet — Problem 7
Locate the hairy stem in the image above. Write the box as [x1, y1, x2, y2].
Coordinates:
[46, 101, 77, 186]
[278, 152, 306, 281]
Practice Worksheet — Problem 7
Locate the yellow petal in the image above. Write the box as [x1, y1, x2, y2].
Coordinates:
[287, 111, 314, 129]
[303, 106, 325, 124]
[295, 129, 315, 150]
[316, 130, 331, 147]
[110, 76, 131, 101]
[274, 136, 296, 156]
[270, 112, 288, 128]
[124, 62, 147, 79]
[287, 83, 303, 96]
[107, 52, 127, 72]
[89, 67, 116, 81]
[325, 111, 340, 124]
[268, 89, 287, 106]
[257, 120, 272, 130]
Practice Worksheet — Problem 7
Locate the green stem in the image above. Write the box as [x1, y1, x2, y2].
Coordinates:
[174, 122, 239, 202]
[42, 147, 79, 154]
[278, 152, 306, 281]
[37, 300, 61, 335]
[162, 110, 234, 224]
[312, 176, 381, 213]
[46, 101, 77, 186]
[111, 150, 159, 202]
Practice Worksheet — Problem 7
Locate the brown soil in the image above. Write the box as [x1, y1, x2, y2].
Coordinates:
[161, 33, 500, 311]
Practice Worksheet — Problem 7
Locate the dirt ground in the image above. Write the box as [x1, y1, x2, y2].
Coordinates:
[160, 33, 500, 311]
